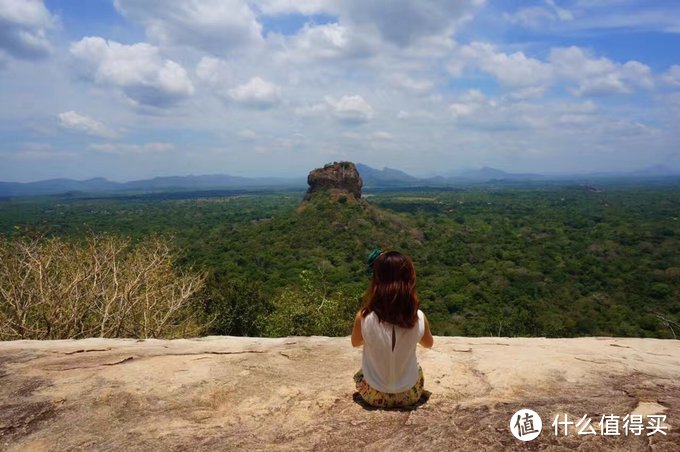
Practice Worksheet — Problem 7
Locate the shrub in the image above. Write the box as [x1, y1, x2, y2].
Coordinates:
[201, 273, 272, 336]
[0, 233, 205, 340]
[264, 268, 361, 337]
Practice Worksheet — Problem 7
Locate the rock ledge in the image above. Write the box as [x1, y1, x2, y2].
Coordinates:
[303, 161, 363, 202]
[1, 336, 678, 451]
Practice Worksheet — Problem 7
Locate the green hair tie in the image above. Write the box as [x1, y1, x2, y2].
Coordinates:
[366, 248, 383, 276]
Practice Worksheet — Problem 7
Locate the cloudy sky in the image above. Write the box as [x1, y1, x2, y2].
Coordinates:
[1, 0, 679, 182]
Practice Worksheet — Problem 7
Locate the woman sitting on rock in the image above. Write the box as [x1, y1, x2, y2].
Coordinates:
[351, 250, 434, 408]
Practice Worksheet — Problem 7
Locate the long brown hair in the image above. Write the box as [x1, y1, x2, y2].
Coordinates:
[361, 250, 419, 328]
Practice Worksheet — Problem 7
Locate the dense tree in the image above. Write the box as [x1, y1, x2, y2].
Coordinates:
[1, 183, 678, 338]
[201, 272, 272, 337]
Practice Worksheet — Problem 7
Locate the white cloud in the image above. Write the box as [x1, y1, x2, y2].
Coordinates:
[295, 96, 377, 123]
[2, 0, 678, 180]
[555, 99, 599, 124]
[196, 58, 281, 108]
[113, 0, 263, 55]
[396, 109, 435, 121]
[286, 23, 374, 61]
[449, 89, 494, 119]
[451, 42, 653, 97]
[546, 0, 575, 20]
[259, 0, 485, 48]
[8, 143, 75, 160]
[337, 0, 485, 47]
[227, 77, 281, 108]
[549, 46, 653, 96]
[507, 1, 680, 34]
[238, 129, 258, 140]
[504, 0, 574, 28]
[325, 94, 374, 124]
[561, 100, 598, 113]
[70, 37, 194, 107]
[449, 102, 479, 118]
[256, 0, 329, 15]
[372, 131, 393, 140]
[389, 74, 434, 94]
[89, 142, 174, 154]
[265, 0, 482, 68]
[0, 0, 55, 60]
[504, 86, 548, 101]
[294, 102, 328, 117]
[58, 111, 118, 139]
[662, 65, 680, 87]
[455, 42, 553, 88]
[195, 56, 229, 85]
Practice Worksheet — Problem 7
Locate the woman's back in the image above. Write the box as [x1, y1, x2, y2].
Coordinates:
[361, 309, 425, 393]
[351, 250, 433, 407]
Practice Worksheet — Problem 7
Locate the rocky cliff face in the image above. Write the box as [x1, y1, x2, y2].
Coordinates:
[1, 336, 678, 451]
[303, 161, 363, 202]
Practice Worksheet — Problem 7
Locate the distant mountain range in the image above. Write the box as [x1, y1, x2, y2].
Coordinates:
[355, 164, 420, 186]
[357, 164, 680, 186]
[423, 166, 548, 184]
[1, 164, 678, 198]
[0, 175, 305, 198]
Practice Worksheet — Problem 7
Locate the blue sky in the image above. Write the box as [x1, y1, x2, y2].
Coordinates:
[1, 0, 679, 182]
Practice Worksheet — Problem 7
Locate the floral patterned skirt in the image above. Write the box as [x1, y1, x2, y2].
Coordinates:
[353, 366, 424, 408]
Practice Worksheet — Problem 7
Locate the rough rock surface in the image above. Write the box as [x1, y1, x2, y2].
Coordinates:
[303, 161, 363, 202]
[1, 336, 678, 451]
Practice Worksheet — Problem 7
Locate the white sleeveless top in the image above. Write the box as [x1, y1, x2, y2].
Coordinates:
[361, 309, 425, 393]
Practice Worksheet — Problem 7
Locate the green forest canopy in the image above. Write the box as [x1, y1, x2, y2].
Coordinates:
[0, 183, 678, 339]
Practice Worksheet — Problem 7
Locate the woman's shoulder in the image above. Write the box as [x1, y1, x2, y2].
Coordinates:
[362, 310, 377, 320]
[361, 310, 378, 326]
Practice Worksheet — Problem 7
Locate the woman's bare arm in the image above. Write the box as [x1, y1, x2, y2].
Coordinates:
[419, 314, 434, 348]
[351, 310, 364, 347]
